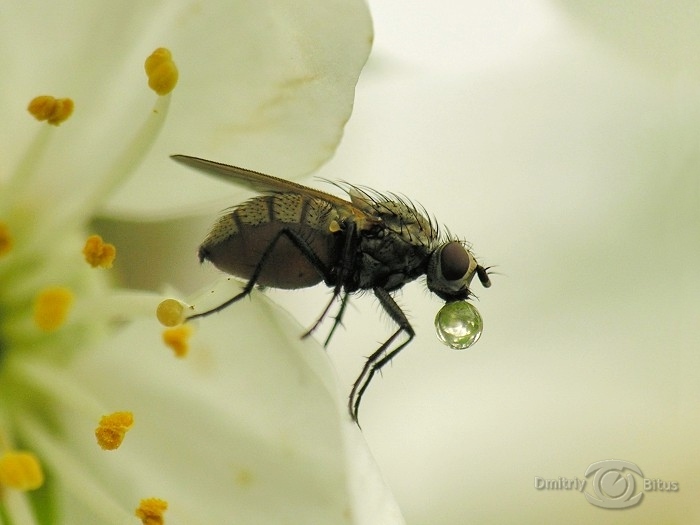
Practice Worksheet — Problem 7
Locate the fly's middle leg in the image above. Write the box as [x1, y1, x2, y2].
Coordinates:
[187, 228, 332, 322]
[349, 286, 415, 423]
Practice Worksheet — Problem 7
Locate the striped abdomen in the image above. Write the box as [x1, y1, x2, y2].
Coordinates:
[199, 193, 341, 289]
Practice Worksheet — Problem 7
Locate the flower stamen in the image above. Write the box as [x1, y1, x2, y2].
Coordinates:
[145, 48, 179, 96]
[33, 286, 74, 331]
[83, 234, 116, 269]
[17, 413, 136, 521]
[83, 48, 177, 206]
[162, 324, 194, 358]
[0, 450, 44, 491]
[27, 96, 74, 126]
[135, 498, 168, 525]
[95, 411, 134, 451]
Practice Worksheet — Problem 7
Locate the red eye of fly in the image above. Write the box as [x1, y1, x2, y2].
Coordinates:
[440, 241, 470, 281]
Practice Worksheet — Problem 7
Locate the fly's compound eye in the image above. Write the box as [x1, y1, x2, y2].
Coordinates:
[427, 241, 478, 300]
[440, 241, 470, 281]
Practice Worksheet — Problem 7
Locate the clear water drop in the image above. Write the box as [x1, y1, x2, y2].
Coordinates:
[434, 301, 483, 349]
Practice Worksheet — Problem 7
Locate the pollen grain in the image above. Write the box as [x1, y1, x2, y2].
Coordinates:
[0, 451, 44, 491]
[83, 234, 116, 268]
[135, 497, 168, 525]
[144, 48, 178, 96]
[27, 95, 74, 125]
[95, 411, 134, 451]
[162, 324, 193, 358]
[33, 286, 74, 331]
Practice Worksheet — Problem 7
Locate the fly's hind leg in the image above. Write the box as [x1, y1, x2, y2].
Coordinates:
[187, 228, 333, 322]
[349, 287, 415, 423]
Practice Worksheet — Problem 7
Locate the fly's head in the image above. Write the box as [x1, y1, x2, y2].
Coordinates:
[426, 241, 491, 301]
[427, 241, 491, 350]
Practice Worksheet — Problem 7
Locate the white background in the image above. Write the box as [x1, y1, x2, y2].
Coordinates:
[282, 1, 700, 522]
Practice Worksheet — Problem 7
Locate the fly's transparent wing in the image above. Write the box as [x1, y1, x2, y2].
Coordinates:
[172, 155, 356, 210]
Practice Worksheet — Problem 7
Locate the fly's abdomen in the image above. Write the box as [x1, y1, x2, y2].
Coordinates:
[199, 193, 339, 289]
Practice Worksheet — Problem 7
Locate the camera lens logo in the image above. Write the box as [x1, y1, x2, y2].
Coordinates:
[584, 460, 643, 509]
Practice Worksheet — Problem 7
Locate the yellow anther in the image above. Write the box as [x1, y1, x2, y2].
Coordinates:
[162, 324, 193, 358]
[0, 451, 44, 491]
[82, 234, 116, 268]
[0, 222, 13, 257]
[33, 286, 74, 331]
[156, 298, 187, 327]
[135, 498, 168, 525]
[144, 48, 178, 96]
[27, 95, 74, 125]
[95, 411, 134, 451]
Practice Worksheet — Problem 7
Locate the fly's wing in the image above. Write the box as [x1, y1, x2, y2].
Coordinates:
[172, 155, 361, 213]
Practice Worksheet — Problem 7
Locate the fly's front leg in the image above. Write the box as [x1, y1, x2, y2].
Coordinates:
[349, 287, 415, 423]
[187, 228, 332, 322]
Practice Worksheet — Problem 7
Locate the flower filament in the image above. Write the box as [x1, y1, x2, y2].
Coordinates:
[0, 46, 180, 522]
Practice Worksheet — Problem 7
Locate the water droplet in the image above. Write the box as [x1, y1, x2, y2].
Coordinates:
[434, 301, 483, 349]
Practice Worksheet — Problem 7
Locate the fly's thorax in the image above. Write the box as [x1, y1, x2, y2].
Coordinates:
[426, 241, 480, 300]
[352, 223, 432, 291]
[348, 188, 438, 247]
[381, 201, 435, 244]
[349, 195, 439, 291]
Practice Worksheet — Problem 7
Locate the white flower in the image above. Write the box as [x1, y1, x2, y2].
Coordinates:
[0, 2, 403, 524]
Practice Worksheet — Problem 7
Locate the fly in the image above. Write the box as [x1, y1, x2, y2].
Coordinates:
[172, 154, 492, 422]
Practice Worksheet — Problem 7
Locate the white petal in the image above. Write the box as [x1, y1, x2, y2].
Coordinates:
[0, 1, 371, 219]
[57, 287, 402, 524]
[0, 2, 181, 189]
[104, 0, 373, 218]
